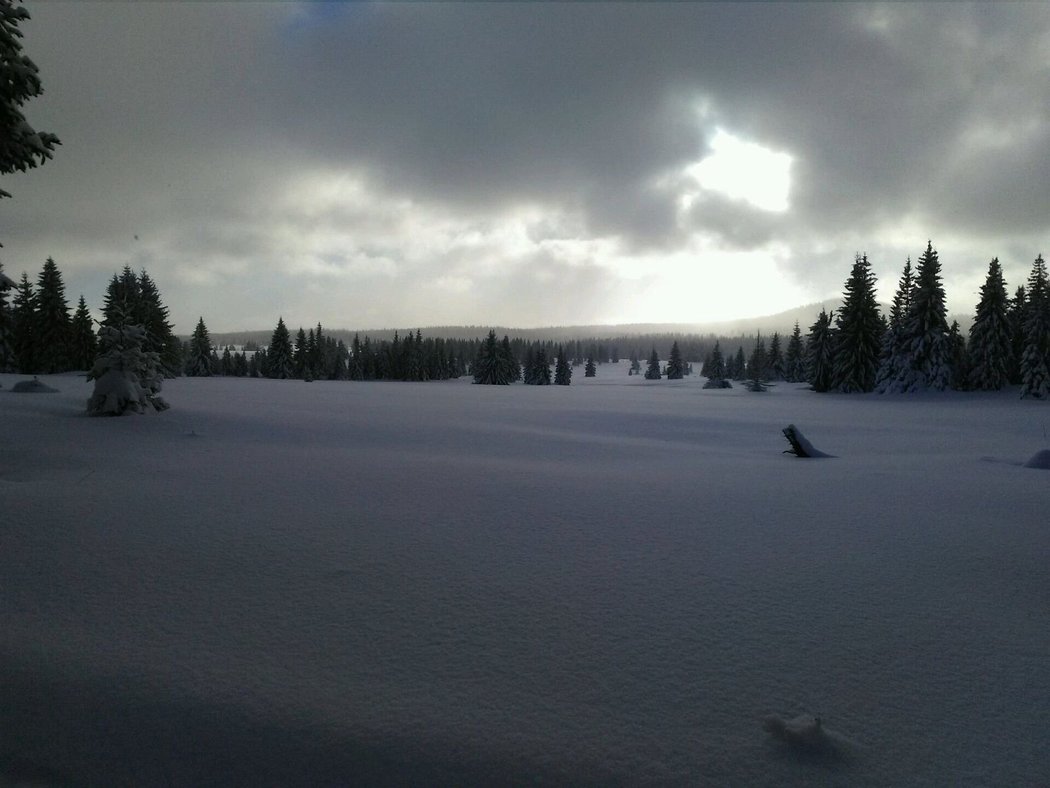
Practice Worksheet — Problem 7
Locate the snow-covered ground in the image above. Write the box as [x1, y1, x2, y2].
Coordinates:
[2, 367, 1048, 786]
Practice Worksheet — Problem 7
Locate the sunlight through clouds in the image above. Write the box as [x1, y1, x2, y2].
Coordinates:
[684, 129, 793, 212]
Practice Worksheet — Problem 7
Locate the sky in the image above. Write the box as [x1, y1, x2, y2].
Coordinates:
[2, 2, 1049, 334]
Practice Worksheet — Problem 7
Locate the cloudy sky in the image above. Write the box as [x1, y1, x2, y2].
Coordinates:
[3, 2, 1049, 333]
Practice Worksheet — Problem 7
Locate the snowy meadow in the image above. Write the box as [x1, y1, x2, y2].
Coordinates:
[2, 368, 1048, 786]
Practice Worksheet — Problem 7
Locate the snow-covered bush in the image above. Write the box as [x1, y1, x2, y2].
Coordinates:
[86, 323, 169, 416]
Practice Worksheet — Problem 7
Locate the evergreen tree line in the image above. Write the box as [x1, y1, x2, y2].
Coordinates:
[708, 243, 1050, 399]
[0, 259, 179, 376]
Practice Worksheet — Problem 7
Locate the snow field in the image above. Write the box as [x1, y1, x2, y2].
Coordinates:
[1, 368, 1048, 785]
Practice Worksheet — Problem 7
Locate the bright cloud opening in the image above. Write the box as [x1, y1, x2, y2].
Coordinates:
[685, 129, 793, 212]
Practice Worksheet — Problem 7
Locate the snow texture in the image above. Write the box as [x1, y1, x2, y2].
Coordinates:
[2, 367, 1049, 786]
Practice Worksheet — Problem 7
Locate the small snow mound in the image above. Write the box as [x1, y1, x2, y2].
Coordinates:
[11, 378, 59, 394]
[703, 378, 733, 389]
[782, 424, 834, 458]
[1022, 449, 1050, 469]
[763, 713, 858, 762]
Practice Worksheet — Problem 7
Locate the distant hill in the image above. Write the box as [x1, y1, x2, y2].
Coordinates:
[201, 300, 974, 348]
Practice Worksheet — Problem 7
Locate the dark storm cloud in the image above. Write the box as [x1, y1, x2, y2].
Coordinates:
[4, 2, 1049, 329]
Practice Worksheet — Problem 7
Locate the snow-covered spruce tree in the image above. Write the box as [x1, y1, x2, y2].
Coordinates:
[784, 322, 805, 382]
[967, 257, 1011, 391]
[895, 241, 952, 392]
[875, 258, 914, 392]
[522, 345, 537, 383]
[584, 357, 597, 377]
[554, 344, 572, 385]
[86, 318, 169, 416]
[666, 341, 685, 379]
[831, 253, 882, 393]
[267, 317, 294, 379]
[644, 347, 661, 380]
[186, 317, 213, 377]
[532, 346, 552, 384]
[33, 257, 71, 373]
[69, 294, 98, 371]
[293, 326, 309, 379]
[805, 308, 835, 392]
[11, 271, 36, 373]
[1019, 254, 1050, 399]
[730, 346, 747, 380]
[0, 0, 60, 201]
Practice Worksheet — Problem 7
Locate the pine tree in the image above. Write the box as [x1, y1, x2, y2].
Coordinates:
[33, 256, 71, 373]
[1019, 254, 1050, 399]
[947, 320, 970, 390]
[628, 351, 641, 376]
[805, 308, 835, 392]
[187, 317, 213, 377]
[666, 341, 685, 379]
[102, 266, 141, 327]
[268, 317, 294, 379]
[554, 344, 572, 385]
[894, 242, 952, 392]
[706, 341, 727, 380]
[784, 322, 805, 382]
[293, 326, 308, 379]
[967, 257, 1011, 391]
[584, 357, 597, 377]
[0, 1, 60, 201]
[875, 258, 914, 392]
[644, 347, 661, 380]
[11, 271, 36, 373]
[831, 253, 882, 393]
[0, 261, 14, 371]
[69, 294, 97, 371]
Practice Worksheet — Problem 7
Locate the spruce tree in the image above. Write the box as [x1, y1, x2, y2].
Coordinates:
[11, 271, 36, 373]
[530, 346, 551, 384]
[746, 333, 768, 391]
[187, 317, 213, 377]
[706, 340, 727, 380]
[731, 346, 747, 380]
[473, 330, 508, 384]
[628, 351, 641, 376]
[554, 344, 572, 385]
[0, 1, 60, 201]
[784, 322, 805, 382]
[1019, 254, 1050, 399]
[767, 332, 784, 380]
[1006, 285, 1027, 385]
[875, 258, 914, 392]
[666, 341, 685, 379]
[584, 357, 597, 377]
[831, 253, 882, 393]
[967, 257, 1011, 391]
[268, 317, 294, 379]
[499, 335, 520, 383]
[33, 256, 71, 373]
[895, 242, 952, 391]
[86, 323, 169, 416]
[805, 308, 835, 392]
[69, 294, 98, 371]
[644, 347, 661, 380]
[293, 326, 309, 379]
[136, 269, 181, 376]
[0, 262, 14, 371]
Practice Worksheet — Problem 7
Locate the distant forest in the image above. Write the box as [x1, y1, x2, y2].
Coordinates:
[1, 242, 1048, 398]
